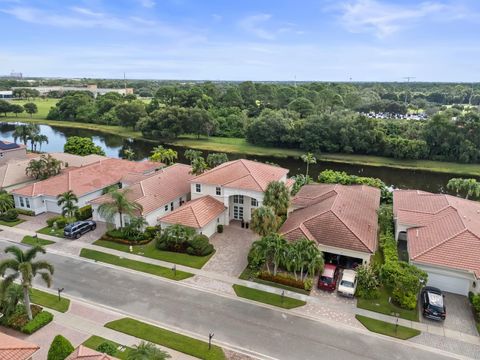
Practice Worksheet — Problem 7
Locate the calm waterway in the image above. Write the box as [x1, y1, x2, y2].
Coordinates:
[0, 122, 467, 193]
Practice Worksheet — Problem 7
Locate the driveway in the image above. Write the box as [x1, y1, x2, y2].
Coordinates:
[420, 292, 478, 336]
[17, 212, 57, 231]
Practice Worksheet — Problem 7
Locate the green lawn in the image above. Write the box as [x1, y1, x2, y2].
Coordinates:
[83, 336, 132, 360]
[357, 287, 419, 322]
[356, 315, 421, 340]
[105, 318, 226, 360]
[0, 219, 25, 227]
[37, 226, 64, 238]
[232, 284, 306, 309]
[80, 249, 193, 280]
[239, 267, 310, 295]
[30, 288, 70, 312]
[21, 235, 55, 246]
[93, 239, 213, 269]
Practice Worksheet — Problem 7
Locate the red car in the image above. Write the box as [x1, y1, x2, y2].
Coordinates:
[318, 264, 339, 291]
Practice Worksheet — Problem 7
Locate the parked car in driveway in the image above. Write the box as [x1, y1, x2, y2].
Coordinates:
[64, 220, 96, 239]
[337, 269, 357, 297]
[421, 286, 446, 321]
[318, 264, 339, 291]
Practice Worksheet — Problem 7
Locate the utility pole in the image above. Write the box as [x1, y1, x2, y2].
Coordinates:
[402, 76, 416, 105]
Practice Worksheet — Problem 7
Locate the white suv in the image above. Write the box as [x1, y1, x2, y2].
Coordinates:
[337, 269, 357, 297]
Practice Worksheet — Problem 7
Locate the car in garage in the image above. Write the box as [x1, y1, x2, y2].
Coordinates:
[337, 269, 357, 297]
[421, 286, 446, 321]
[64, 220, 96, 239]
[318, 264, 339, 291]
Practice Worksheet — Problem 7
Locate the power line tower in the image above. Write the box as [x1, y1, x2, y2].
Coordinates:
[402, 76, 416, 105]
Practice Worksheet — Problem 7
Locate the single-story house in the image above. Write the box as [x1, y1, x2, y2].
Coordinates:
[394, 190, 480, 295]
[0, 331, 39, 360]
[159, 195, 227, 237]
[11, 158, 161, 215]
[280, 184, 381, 266]
[0, 140, 26, 165]
[66, 345, 119, 360]
[190, 159, 290, 229]
[90, 163, 195, 227]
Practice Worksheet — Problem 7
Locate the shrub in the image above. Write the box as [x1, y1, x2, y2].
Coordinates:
[0, 209, 18, 221]
[144, 225, 160, 240]
[217, 224, 224, 233]
[304, 278, 313, 291]
[96, 341, 117, 356]
[378, 205, 394, 234]
[16, 208, 35, 216]
[258, 271, 305, 290]
[75, 205, 92, 221]
[47, 335, 74, 360]
[356, 264, 380, 299]
[471, 293, 480, 317]
[47, 215, 67, 228]
[155, 224, 195, 252]
[186, 234, 214, 256]
[6, 304, 42, 330]
[21, 311, 54, 334]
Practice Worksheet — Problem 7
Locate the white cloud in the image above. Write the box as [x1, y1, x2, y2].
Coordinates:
[336, 0, 450, 38]
[239, 14, 276, 40]
[138, 0, 155, 8]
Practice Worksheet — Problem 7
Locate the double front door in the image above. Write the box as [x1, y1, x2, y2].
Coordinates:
[233, 205, 244, 220]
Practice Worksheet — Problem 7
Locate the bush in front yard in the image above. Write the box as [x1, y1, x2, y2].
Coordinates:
[46, 215, 67, 228]
[0, 209, 18, 221]
[186, 234, 214, 256]
[155, 224, 195, 252]
[75, 205, 92, 221]
[21, 311, 54, 334]
[258, 271, 306, 290]
[47, 335, 74, 360]
[6, 304, 42, 330]
[16, 208, 35, 216]
[356, 264, 379, 299]
[96, 341, 117, 356]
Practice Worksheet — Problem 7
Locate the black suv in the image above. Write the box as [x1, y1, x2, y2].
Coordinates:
[420, 286, 446, 321]
[64, 220, 96, 239]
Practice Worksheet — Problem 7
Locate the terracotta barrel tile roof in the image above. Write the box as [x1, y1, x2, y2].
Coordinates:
[90, 163, 194, 215]
[280, 184, 380, 254]
[191, 159, 288, 192]
[394, 190, 480, 277]
[159, 195, 226, 229]
[12, 158, 161, 198]
[0, 332, 39, 360]
[66, 345, 119, 360]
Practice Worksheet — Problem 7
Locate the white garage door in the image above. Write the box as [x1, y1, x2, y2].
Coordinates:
[426, 271, 471, 295]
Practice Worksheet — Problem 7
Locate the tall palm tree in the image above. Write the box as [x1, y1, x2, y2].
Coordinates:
[12, 125, 31, 145]
[57, 190, 79, 219]
[190, 157, 209, 175]
[250, 206, 278, 237]
[263, 181, 290, 216]
[184, 149, 202, 164]
[301, 153, 317, 177]
[97, 189, 143, 229]
[0, 190, 14, 214]
[127, 341, 170, 360]
[447, 177, 480, 199]
[32, 134, 49, 152]
[266, 233, 287, 276]
[0, 282, 23, 319]
[0, 245, 54, 320]
[150, 146, 178, 165]
[26, 158, 44, 179]
[42, 154, 63, 177]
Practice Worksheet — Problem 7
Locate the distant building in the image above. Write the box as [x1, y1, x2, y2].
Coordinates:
[12, 85, 134, 98]
[0, 90, 13, 99]
[10, 72, 23, 79]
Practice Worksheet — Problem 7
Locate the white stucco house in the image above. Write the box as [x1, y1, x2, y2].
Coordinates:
[90, 163, 194, 227]
[394, 190, 480, 295]
[11, 158, 160, 215]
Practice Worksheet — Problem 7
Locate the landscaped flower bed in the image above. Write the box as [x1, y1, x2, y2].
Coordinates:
[2, 304, 53, 334]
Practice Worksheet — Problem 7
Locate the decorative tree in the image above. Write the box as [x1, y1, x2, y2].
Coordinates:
[301, 152, 317, 177]
[263, 181, 290, 216]
[190, 157, 209, 175]
[127, 341, 171, 360]
[150, 146, 178, 165]
[97, 189, 142, 229]
[47, 335, 74, 360]
[250, 206, 279, 237]
[206, 153, 229, 168]
[184, 149, 203, 164]
[447, 177, 480, 199]
[57, 190, 79, 219]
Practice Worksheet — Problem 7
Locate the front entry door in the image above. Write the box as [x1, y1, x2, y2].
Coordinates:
[233, 205, 244, 220]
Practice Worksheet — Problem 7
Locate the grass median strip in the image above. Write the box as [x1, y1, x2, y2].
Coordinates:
[93, 239, 213, 269]
[80, 249, 193, 280]
[83, 335, 132, 360]
[356, 315, 421, 340]
[22, 235, 55, 246]
[30, 288, 70, 312]
[106, 318, 225, 360]
[232, 284, 306, 309]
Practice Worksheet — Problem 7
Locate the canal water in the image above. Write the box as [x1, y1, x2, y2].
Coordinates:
[0, 122, 468, 193]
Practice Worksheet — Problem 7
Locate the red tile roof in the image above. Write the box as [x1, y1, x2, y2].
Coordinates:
[66, 345, 119, 360]
[159, 195, 226, 229]
[90, 163, 194, 215]
[191, 159, 289, 192]
[394, 190, 480, 277]
[12, 158, 161, 198]
[0, 332, 39, 360]
[280, 184, 380, 253]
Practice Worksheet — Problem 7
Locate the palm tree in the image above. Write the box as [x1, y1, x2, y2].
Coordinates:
[124, 216, 148, 239]
[263, 181, 290, 216]
[301, 153, 317, 177]
[190, 157, 209, 175]
[150, 146, 178, 165]
[123, 147, 136, 160]
[266, 233, 287, 276]
[97, 189, 143, 229]
[57, 190, 79, 219]
[0, 245, 54, 320]
[447, 177, 480, 199]
[26, 158, 44, 179]
[0, 190, 14, 214]
[250, 206, 278, 237]
[33, 134, 48, 152]
[184, 149, 202, 164]
[12, 125, 31, 145]
[0, 282, 23, 319]
[127, 341, 170, 360]
[42, 154, 62, 177]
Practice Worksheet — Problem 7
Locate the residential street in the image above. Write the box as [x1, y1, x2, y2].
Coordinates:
[0, 240, 462, 360]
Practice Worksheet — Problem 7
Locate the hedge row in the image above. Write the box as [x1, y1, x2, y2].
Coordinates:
[258, 271, 306, 290]
[16, 208, 35, 216]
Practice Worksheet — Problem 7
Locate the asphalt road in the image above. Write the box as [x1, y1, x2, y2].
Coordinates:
[0, 240, 458, 360]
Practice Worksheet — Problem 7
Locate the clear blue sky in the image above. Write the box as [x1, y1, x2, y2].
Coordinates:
[1, 0, 479, 81]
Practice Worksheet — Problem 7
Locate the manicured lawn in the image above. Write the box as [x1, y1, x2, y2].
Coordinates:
[83, 335, 132, 360]
[356, 315, 421, 340]
[93, 239, 213, 269]
[105, 318, 226, 360]
[37, 226, 64, 238]
[239, 267, 310, 295]
[0, 219, 25, 227]
[357, 287, 419, 322]
[80, 249, 193, 280]
[30, 288, 70, 312]
[21, 235, 55, 246]
[232, 284, 306, 309]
